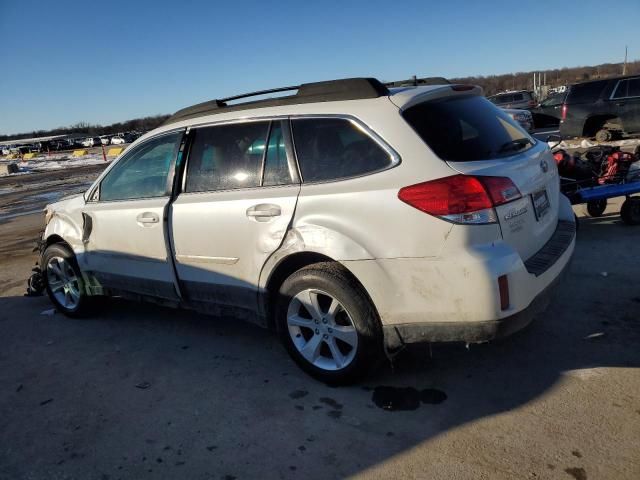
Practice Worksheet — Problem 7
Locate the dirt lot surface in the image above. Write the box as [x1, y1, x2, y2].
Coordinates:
[0, 167, 639, 480]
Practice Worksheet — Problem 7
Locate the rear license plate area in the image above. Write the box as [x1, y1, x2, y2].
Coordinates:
[532, 189, 550, 220]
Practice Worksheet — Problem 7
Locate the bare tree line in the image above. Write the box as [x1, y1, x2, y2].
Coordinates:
[3, 60, 639, 141]
[0, 115, 170, 142]
[451, 60, 640, 96]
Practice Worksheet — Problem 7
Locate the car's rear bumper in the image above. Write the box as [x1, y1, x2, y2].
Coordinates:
[382, 247, 571, 347]
[344, 197, 576, 349]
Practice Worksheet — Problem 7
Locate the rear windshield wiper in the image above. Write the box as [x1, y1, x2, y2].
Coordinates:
[497, 138, 532, 154]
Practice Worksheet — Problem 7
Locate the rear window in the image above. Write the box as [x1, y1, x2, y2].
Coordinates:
[566, 81, 607, 104]
[402, 95, 534, 162]
[291, 118, 393, 182]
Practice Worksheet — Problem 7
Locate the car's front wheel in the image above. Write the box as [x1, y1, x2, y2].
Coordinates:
[42, 243, 92, 317]
[275, 263, 383, 385]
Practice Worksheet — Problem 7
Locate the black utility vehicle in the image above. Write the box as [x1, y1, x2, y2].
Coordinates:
[560, 75, 640, 141]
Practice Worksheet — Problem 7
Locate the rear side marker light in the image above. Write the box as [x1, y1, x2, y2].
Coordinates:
[498, 275, 510, 310]
[398, 175, 522, 225]
[561, 104, 567, 120]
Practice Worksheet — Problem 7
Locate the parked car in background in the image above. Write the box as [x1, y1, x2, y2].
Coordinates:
[100, 136, 111, 145]
[531, 93, 566, 128]
[488, 90, 536, 110]
[110, 136, 125, 145]
[560, 75, 640, 141]
[502, 108, 534, 132]
[40, 78, 575, 384]
[80, 138, 95, 148]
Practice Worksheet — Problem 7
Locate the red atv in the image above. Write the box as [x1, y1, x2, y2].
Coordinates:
[554, 145, 640, 218]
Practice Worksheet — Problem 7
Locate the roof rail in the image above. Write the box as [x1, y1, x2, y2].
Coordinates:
[385, 76, 450, 87]
[165, 78, 389, 125]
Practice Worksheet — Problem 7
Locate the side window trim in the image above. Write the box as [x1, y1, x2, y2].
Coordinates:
[86, 129, 185, 203]
[282, 119, 302, 184]
[260, 119, 300, 187]
[289, 114, 401, 185]
[258, 121, 274, 187]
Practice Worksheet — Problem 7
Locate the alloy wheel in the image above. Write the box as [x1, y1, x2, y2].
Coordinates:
[286, 289, 358, 371]
[46, 256, 81, 310]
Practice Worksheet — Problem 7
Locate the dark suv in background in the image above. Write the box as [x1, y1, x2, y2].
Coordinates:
[560, 75, 640, 141]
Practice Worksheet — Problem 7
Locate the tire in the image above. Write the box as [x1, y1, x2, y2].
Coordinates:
[595, 129, 612, 142]
[275, 262, 383, 385]
[621, 198, 640, 225]
[42, 243, 93, 317]
[586, 199, 607, 217]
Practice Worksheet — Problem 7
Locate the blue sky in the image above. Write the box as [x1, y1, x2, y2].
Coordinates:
[1, 0, 638, 134]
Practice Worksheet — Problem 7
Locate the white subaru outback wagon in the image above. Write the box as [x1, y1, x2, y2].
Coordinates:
[41, 78, 575, 384]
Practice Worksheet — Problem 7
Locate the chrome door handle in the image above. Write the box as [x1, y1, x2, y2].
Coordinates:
[136, 212, 159, 225]
[246, 204, 281, 219]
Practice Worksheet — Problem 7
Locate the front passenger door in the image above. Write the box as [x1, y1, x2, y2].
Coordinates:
[81, 130, 184, 300]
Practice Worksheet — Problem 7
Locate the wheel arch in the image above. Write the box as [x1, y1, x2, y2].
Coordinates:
[43, 211, 84, 255]
[44, 234, 70, 249]
[262, 251, 378, 330]
[582, 114, 620, 137]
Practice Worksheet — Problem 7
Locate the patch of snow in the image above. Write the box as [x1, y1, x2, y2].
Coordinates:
[550, 138, 640, 151]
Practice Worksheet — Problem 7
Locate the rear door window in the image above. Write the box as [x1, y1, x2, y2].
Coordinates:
[185, 122, 269, 192]
[291, 118, 393, 182]
[402, 95, 534, 162]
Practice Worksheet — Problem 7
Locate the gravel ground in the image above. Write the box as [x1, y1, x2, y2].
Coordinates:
[0, 167, 638, 480]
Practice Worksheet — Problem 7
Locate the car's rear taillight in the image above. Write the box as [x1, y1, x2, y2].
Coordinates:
[398, 175, 522, 224]
[480, 176, 522, 205]
[528, 100, 536, 108]
[561, 104, 567, 120]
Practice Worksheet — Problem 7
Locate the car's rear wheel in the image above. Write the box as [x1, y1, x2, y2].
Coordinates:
[42, 243, 92, 317]
[621, 197, 640, 225]
[595, 128, 612, 143]
[275, 263, 383, 385]
[586, 199, 607, 217]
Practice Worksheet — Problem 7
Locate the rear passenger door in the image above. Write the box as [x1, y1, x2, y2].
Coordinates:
[170, 119, 300, 310]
